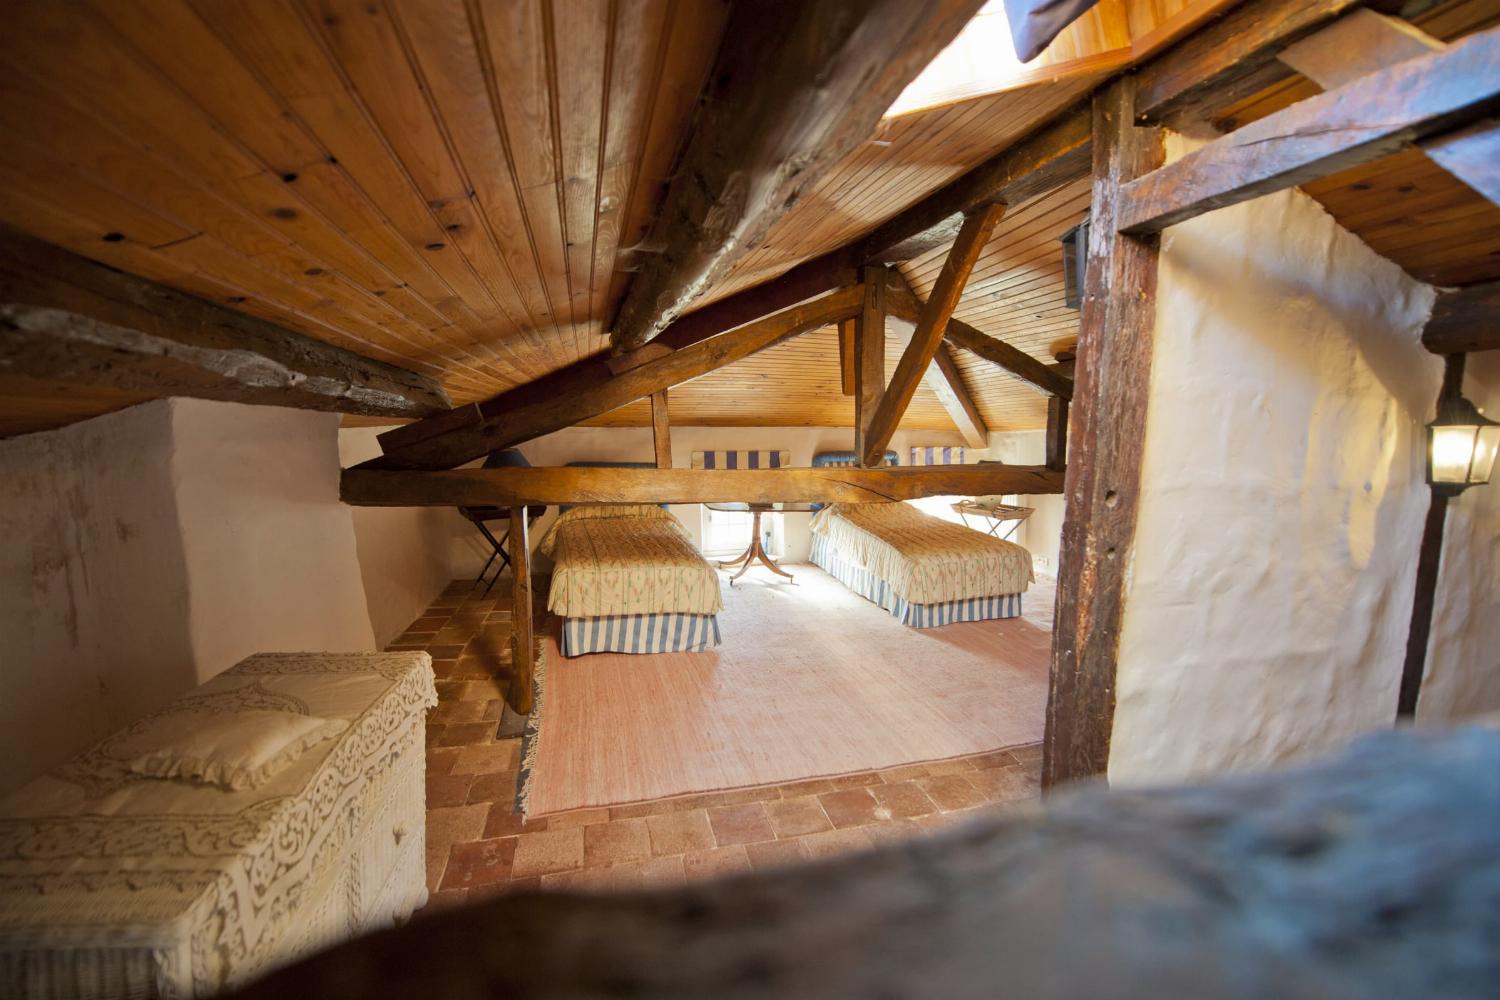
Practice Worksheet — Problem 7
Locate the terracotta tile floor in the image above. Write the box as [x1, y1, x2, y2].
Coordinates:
[389, 580, 1043, 914]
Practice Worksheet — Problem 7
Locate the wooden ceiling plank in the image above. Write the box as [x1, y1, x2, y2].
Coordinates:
[342, 463, 1066, 507]
[609, 0, 986, 352]
[861, 205, 1004, 465]
[1118, 25, 1500, 235]
[0, 229, 450, 419]
[1422, 280, 1500, 352]
[368, 284, 865, 469]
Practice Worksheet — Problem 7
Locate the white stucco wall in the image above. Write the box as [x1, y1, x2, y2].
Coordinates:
[1109, 139, 1442, 784]
[0, 399, 377, 795]
[1419, 350, 1500, 722]
[0, 401, 195, 795]
[339, 426, 467, 647]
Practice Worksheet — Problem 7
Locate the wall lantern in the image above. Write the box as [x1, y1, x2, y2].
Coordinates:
[1427, 388, 1499, 492]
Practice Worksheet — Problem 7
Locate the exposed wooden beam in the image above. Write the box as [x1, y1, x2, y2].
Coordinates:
[1045, 78, 1165, 789]
[506, 507, 534, 717]
[1133, 0, 1365, 128]
[1423, 281, 1500, 353]
[1046, 396, 1069, 471]
[1279, 9, 1500, 209]
[609, 0, 983, 353]
[837, 318, 856, 396]
[650, 390, 672, 469]
[854, 267, 887, 460]
[861, 205, 1004, 466]
[926, 344, 989, 449]
[615, 106, 1094, 363]
[886, 277, 1074, 400]
[1118, 25, 1500, 235]
[0, 230, 449, 419]
[368, 285, 863, 470]
[342, 464, 1066, 508]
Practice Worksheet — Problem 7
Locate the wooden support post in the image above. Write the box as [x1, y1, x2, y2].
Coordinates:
[854, 267, 886, 461]
[651, 390, 672, 469]
[506, 506, 534, 717]
[1046, 396, 1069, 471]
[838, 318, 856, 396]
[1044, 78, 1164, 790]
[1397, 353, 1465, 719]
[861, 204, 1004, 466]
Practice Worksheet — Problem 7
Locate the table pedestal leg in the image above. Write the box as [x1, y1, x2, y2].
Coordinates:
[716, 511, 795, 586]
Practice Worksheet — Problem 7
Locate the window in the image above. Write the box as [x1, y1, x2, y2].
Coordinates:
[700, 507, 781, 558]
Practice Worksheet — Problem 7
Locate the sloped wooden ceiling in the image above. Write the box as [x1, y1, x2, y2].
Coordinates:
[4, 0, 1497, 440]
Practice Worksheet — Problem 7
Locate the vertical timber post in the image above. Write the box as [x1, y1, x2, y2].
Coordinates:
[854, 267, 887, 462]
[651, 389, 673, 469]
[1044, 77, 1164, 790]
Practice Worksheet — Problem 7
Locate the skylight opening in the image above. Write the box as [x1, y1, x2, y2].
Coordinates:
[884, 1, 1026, 120]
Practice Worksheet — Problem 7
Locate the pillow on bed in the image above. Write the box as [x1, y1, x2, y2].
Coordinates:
[552, 504, 676, 524]
[120, 710, 348, 792]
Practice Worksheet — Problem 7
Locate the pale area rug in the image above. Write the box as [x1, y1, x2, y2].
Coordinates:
[524, 564, 1052, 816]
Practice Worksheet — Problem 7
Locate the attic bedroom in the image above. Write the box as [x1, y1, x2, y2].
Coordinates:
[1, 1, 1498, 996]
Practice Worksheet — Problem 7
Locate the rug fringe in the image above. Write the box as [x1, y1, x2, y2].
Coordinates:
[516, 634, 546, 818]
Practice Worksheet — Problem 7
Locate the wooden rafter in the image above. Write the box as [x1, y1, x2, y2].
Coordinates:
[1278, 9, 1500, 210]
[860, 205, 1004, 466]
[837, 319, 856, 396]
[342, 464, 1065, 508]
[926, 344, 989, 449]
[0, 230, 449, 420]
[1045, 78, 1165, 789]
[1133, 0, 1364, 128]
[507, 507, 534, 717]
[367, 284, 863, 470]
[1423, 281, 1500, 354]
[885, 276, 1074, 400]
[1117, 24, 1500, 235]
[1046, 396, 1069, 471]
[609, 0, 984, 353]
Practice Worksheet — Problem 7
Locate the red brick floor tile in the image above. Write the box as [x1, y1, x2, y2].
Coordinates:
[923, 757, 979, 776]
[608, 855, 686, 890]
[427, 747, 460, 777]
[744, 838, 808, 871]
[511, 828, 584, 878]
[870, 781, 939, 820]
[426, 773, 476, 808]
[609, 800, 670, 821]
[799, 827, 874, 860]
[430, 700, 492, 726]
[919, 774, 987, 812]
[504, 876, 542, 895]
[968, 750, 1019, 770]
[540, 866, 614, 891]
[426, 644, 467, 660]
[966, 764, 1040, 804]
[484, 802, 527, 839]
[776, 777, 836, 797]
[420, 889, 470, 915]
[426, 802, 489, 853]
[707, 803, 776, 847]
[825, 771, 883, 790]
[766, 796, 833, 839]
[710, 785, 782, 806]
[817, 788, 882, 829]
[548, 807, 612, 830]
[583, 819, 652, 868]
[877, 763, 933, 783]
[683, 845, 753, 880]
[468, 770, 519, 805]
[452, 742, 519, 774]
[864, 820, 927, 846]
[436, 723, 493, 747]
[646, 810, 715, 856]
[441, 837, 517, 890]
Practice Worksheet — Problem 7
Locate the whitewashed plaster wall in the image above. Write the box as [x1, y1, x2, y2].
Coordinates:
[1109, 136, 1442, 784]
[0, 401, 194, 795]
[984, 428, 1065, 576]
[339, 426, 467, 646]
[1419, 349, 1500, 723]
[172, 399, 374, 672]
[0, 399, 376, 796]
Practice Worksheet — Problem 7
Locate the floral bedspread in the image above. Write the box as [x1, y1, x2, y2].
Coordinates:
[539, 505, 723, 618]
[810, 502, 1033, 604]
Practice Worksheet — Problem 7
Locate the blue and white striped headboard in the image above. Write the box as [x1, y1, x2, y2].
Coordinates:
[691, 450, 790, 470]
[909, 446, 966, 466]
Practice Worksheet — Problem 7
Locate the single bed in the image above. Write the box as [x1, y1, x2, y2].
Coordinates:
[809, 501, 1033, 628]
[539, 504, 724, 657]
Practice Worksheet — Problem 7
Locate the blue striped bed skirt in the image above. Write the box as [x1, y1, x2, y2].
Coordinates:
[810, 535, 1022, 628]
[560, 612, 723, 657]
